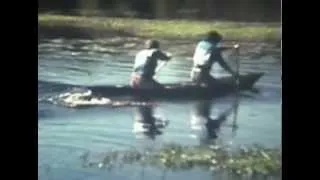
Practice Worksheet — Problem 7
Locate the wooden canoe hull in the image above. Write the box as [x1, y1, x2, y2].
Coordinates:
[88, 72, 264, 100]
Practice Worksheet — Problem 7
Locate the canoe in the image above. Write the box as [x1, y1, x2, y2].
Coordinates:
[87, 72, 264, 100]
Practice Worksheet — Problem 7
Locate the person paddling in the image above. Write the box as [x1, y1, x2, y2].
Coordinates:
[130, 39, 172, 89]
[191, 31, 238, 86]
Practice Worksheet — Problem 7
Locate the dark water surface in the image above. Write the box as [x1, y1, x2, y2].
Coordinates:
[38, 39, 281, 180]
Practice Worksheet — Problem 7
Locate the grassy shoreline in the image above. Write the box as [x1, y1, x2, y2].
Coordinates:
[38, 14, 281, 42]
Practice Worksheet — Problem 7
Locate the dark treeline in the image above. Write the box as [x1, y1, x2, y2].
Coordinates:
[39, 0, 281, 22]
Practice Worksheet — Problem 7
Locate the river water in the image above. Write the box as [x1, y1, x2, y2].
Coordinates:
[38, 39, 281, 180]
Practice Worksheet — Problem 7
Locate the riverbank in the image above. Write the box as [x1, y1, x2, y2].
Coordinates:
[38, 14, 281, 60]
[38, 14, 281, 42]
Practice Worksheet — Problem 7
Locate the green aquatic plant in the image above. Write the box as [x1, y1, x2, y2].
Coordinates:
[80, 143, 281, 178]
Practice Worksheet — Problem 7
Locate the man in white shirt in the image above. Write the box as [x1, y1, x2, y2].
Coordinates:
[191, 31, 238, 86]
[130, 39, 172, 89]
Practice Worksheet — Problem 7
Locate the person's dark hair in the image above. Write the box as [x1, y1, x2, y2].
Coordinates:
[205, 30, 222, 42]
[145, 39, 160, 49]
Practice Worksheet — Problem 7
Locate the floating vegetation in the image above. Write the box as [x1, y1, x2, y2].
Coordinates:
[81, 143, 281, 178]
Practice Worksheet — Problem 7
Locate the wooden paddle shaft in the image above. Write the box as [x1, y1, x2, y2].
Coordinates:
[154, 52, 171, 78]
[234, 44, 240, 74]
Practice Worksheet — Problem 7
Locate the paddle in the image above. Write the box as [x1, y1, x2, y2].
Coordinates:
[153, 52, 172, 79]
[232, 43, 240, 137]
[233, 44, 240, 84]
[154, 61, 168, 77]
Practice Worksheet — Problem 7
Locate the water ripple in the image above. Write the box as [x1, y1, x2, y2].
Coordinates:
[38, 40, 281, 180]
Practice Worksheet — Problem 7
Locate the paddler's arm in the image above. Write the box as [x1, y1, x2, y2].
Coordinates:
[218, 46, 233, 52]
[216, 52, 238, 77]
[154, 50, 172, 61]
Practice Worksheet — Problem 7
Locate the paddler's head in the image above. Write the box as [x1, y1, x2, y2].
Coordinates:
[145, 39, 160, 49]
[205, 30, 222, 44]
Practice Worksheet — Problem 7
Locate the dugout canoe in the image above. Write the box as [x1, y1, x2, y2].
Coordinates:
[87, 72, 264, 100]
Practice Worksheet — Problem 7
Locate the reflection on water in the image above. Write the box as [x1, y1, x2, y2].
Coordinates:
[133, 104, 169, 141]
[78, 98, 280, 180]
[131, 97, 241, 148]
[190, 99, 236, 146]
[38, 39, 281, 180]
